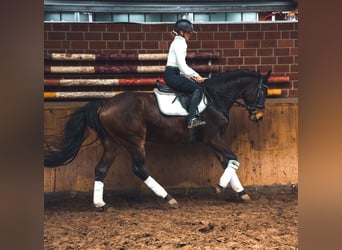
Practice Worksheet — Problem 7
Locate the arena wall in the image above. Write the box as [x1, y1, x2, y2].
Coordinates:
[44, 99, 298, 192]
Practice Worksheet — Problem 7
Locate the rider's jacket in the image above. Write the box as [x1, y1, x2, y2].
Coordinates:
[166, 35, 200, 79]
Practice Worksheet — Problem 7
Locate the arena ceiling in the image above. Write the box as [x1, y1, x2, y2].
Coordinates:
[44, 0, 298, 13]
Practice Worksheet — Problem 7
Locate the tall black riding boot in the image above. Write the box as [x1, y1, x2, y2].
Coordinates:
[187, 89, 206, 128]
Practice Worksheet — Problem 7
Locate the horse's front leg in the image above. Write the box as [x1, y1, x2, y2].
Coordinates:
[208, 136, 251, 201]
[215, 159, 251, 201]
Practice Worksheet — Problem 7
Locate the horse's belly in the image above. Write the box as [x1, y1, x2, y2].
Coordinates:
[146, 125, 191, 144]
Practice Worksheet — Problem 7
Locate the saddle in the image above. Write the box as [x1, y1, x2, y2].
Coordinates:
[153, 80, 207, 116]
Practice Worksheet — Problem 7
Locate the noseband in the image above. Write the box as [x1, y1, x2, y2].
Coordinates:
[234, 76, 268, 112]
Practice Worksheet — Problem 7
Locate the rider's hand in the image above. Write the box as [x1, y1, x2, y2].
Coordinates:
[193, 75, 204, 83]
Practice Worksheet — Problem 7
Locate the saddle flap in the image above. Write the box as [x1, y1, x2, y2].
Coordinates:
[153, 88, 207, 116]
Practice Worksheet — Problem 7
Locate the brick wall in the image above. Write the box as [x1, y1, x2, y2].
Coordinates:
[44, 22, 298, 98]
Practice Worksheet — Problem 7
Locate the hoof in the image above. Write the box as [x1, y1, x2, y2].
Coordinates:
[164, 194, 178, 209]
[167, 198, 179, 209]
[214, 184, 224, 195]
[214, 185, 227, 200]
[239, 193, 251, 202]
[95, 203, 109, 212]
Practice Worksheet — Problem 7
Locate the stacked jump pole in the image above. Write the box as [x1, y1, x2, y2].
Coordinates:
[44, 52, 288, 100]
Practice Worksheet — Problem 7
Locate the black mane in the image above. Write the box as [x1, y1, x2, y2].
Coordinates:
[202, 69, 261, 114]
[204, 69, 260, 86]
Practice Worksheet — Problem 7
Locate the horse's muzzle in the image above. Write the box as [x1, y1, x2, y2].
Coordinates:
[249, 109, 264, 122]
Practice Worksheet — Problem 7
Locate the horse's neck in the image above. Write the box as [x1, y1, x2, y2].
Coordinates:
[205, 85, 240, 116]
[204, 76, 250, 115]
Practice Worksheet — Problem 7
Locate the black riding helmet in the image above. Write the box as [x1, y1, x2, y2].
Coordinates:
[173, 19, 196, 33]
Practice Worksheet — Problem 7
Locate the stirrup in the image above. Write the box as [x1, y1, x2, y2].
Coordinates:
[187, 117, 206, 129]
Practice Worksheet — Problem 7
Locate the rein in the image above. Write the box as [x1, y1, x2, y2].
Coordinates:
[202, 86, 213, 105]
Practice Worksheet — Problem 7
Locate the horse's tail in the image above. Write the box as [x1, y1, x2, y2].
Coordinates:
[44, 100, 106, 167]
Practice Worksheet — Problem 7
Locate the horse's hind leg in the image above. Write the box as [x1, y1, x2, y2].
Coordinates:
[93, 138, 119, 210]
[132, 160, 178, 208]
[127, 142, 178, 208]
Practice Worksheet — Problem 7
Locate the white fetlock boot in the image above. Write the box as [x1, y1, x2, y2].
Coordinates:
[230, 172, 251, 202]
[93, 181, 107, 210]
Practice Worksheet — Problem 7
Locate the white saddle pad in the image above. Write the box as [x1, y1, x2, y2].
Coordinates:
[153, 88, 207, 116]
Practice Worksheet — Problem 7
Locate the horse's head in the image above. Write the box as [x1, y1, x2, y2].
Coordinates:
[240, 70, 271, 122]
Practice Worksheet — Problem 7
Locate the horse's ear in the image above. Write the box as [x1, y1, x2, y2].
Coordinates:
[266, 70, 272, 78]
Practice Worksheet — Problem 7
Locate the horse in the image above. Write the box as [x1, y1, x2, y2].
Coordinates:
[44, 69, 271, 211]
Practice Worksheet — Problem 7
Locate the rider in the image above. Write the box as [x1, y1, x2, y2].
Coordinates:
[164, 19, 206, 129]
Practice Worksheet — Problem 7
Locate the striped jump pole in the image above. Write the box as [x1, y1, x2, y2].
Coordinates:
[44, 78, 163, 86]
[267, 89, 282, 96]
[44, 65, 219, 74]
[44, 76, 289, 87]
[44, 52, 220, 61]
[44, 91, 123, 99]
[268, 76, 290, 83]
[44, 89, 282, 99]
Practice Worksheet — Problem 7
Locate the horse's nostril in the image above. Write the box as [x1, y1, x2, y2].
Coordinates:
[255, 112, 264, 120]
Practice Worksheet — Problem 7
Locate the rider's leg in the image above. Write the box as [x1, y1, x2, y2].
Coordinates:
[187, 88, 206, 128]
[164, 68, 206, 128]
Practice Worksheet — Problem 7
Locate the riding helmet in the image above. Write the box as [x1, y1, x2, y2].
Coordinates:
[173, 19, 196, 33]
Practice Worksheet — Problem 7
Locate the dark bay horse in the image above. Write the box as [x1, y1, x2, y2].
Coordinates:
[45, 69, 271, 210]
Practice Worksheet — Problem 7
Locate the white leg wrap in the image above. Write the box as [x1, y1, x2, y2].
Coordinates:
[93, 181, 106, 208]
[229, 172, 244, 193]
[144, 176, 168, 199]
[219, 160, 240, 189]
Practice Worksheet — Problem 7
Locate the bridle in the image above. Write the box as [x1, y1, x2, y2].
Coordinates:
[234, 76, 268, 112]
